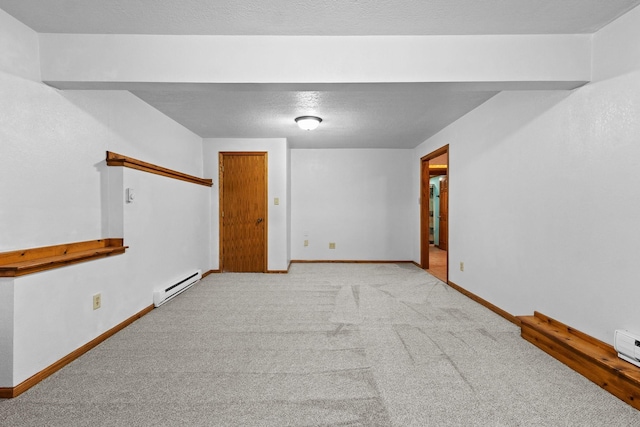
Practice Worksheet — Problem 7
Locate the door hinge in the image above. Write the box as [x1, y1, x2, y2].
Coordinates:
[220, 164, 224, 172]
[221, 211, 224, 218]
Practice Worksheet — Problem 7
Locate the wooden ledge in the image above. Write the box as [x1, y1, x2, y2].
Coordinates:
[518, 311, 640, 410]
[0, 239, 127, 277]
[106, 151, 213, 187]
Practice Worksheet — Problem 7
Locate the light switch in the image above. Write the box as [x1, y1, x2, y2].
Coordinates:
[274, 198, 280, 205]
[126, 188, 135, 203]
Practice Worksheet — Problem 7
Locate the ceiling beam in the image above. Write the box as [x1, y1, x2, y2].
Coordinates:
[39, 34, 591, 88]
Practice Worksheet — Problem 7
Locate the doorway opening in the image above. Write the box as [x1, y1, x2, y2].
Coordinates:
[420, 145, 448, 282]
[219, 152, 268, 272]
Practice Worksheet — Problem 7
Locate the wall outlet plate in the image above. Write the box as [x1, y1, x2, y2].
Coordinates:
[93, 293, 101, 310]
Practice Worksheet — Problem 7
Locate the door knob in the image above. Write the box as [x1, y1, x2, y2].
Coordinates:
[257, 218, 263, 224]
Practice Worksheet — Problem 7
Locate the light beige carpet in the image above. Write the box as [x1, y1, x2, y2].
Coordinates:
[1, 263, 639, 426]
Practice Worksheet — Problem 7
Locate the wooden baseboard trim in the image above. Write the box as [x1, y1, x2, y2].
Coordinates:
[446, 280, 520, 326]
[518, 312, 640, 410]
[266, 261, 292, 274]
[290, 260, 415, 264]
[203, 268, 291, 275]
[201, 269, 220, 278]
[411, 261, 422, 268]
[0, 304, 154, 399]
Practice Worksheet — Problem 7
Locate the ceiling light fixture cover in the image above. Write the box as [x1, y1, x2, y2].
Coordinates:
[295, 116, 322, 130]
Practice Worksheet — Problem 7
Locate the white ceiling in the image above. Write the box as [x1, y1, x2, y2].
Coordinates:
[129, 83, 498, 149]
[2, 0, 639, 35]
[2, 0, 640, 148]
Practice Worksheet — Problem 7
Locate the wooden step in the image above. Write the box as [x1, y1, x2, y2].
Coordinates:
[518, 311, 640, 410]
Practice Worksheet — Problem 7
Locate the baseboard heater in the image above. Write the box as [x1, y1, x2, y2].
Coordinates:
[153, 270, 202, 307]
[615, 329, 640, 368]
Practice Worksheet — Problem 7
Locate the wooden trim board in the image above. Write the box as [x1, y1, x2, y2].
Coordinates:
[266, 261, 293, 274]
[0, 239, 127, 277]
[429, 166, 448, 176]
[446, 280, 520, 326]
[0, 304, 154, 399]
[201, 270, 220, 278]
[290, 260, 416, 264]
[518, 312, 640, 410]
[106, 151, 213, 187]
[288, 260, 420, 273]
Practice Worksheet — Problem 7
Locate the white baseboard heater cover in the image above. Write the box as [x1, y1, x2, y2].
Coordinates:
[614, 329, 640, 368]
[153, 270, 202, 307]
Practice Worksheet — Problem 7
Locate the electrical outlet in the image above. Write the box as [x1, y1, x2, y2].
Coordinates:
[460, 262, 464, 272]
[93, 293, 101, 310]
[329, 242, 336, 249]
[274, 197, 280, 205]
[304, 240, 309, 247]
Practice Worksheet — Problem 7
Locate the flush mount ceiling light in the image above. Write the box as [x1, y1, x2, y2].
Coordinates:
[295, 116, 322, 131]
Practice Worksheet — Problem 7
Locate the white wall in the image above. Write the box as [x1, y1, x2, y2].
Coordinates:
[119, 167, 211, 307]
[11, 167, 211, 385]
[0, 8, 33, 389]
[0, 279, 14, 386]
[291, 149, 414, 261]
[0, 8, 39, 82]
[0, 9, 210, 387]
[1, 85, 204, 250]
[413, 5, 640, 345]
[202, 138, 290, 271]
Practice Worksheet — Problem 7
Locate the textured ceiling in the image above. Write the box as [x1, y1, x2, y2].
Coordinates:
[130, 83, 498, 149]
[1, 0, 639, 35]
[3, 0, 639, 148]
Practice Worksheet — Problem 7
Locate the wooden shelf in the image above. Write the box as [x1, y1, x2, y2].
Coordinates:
[0, 239, 127, 277]
[519, 311, 640, 410]
[106, 151, 213, 187]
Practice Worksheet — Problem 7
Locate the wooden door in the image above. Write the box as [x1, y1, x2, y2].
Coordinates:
[219, 153, 267, 272]
[438, 176, 448, 251]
